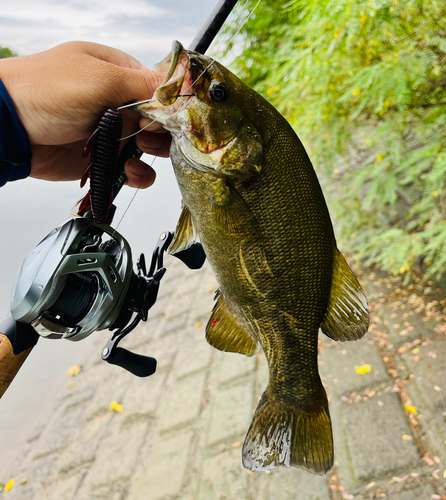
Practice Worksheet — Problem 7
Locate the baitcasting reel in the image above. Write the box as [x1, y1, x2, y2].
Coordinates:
[2, 216, 205, 377]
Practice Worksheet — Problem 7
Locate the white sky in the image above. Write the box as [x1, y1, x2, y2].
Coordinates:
[0, 0, 225, 319]
[0, 0, 218, 66]
[0, 0, 239, 470]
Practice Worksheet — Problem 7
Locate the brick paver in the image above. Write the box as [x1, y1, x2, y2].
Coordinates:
[1, 259, 446, 499]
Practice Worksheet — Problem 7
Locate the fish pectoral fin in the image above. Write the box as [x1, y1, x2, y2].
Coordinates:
[206, 290, 258, 357]
[211, 181, 259, 238]
[321, 248, 369, 342]
[168, 204, 197, 254]
[242, 390, 334, 474]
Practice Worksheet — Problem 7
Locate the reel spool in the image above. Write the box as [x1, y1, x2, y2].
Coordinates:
[4, 217, 206, 377]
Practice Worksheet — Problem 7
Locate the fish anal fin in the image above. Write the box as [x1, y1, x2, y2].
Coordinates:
[242, 390, 334, 474]
[321, 248, 369, 342]
[168, 204, 197, 254]
[206, 291, 258, 357]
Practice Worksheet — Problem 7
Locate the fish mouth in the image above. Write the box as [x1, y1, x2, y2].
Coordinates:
[134, 40, 195, 128]
[135, 41, 240, 164]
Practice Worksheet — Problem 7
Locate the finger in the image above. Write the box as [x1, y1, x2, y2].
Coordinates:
[139, 117, 165, 132]
[125, 157, 156, 189]
[136, 131, 171, 158]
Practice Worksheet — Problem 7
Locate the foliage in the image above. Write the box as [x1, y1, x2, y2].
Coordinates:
[0, 46, 17, 59]
[223, 0, 446, 280]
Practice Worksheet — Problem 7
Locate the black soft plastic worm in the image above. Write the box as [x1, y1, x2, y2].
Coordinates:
[81, 108, 122, 224]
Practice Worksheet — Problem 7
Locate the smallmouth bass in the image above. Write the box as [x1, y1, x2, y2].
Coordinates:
[136, 41, 369, 474]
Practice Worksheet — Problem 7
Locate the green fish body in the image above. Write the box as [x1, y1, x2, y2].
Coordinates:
[136, 41, 369, 474]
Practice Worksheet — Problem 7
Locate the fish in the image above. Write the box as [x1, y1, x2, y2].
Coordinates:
[135, 40, 369, 474]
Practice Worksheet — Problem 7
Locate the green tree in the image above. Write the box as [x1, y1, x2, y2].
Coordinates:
[223, 0, 446, 280]
[0, 46, 17, 59]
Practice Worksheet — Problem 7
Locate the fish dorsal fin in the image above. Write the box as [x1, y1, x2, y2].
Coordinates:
[206, 290, 258, 357]
[168, 204, 197, 254]
[321, 248, 369, 341]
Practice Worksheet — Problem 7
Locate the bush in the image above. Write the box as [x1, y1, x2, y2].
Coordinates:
[223, 0, 446, 280]
[0, 47, 17, 59]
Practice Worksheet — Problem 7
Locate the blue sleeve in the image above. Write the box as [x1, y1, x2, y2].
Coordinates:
[0, 78, 32, 187]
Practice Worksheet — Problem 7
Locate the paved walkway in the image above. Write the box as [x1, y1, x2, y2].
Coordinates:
[1, 256, 445, 499]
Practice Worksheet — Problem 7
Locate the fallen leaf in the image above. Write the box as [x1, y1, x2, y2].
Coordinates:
[68, 365, 82, 377]
[68, 381, 74, 389]
[404, 405, 417, 414]
[434, 385, 441, 392]
[5, 479, 14, 491]
[355, 364, 372, 375]
[20, 478, 27, 485]
[402, 434, 413, 441]
[109, 401, 123, 413]
[195, 322, 201, 328]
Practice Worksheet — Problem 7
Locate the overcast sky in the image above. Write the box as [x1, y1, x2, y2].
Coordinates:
[0, 0, 243, 469]
[0, 0, 234, 319]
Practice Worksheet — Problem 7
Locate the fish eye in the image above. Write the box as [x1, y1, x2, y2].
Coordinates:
[209, 83, 229, 103]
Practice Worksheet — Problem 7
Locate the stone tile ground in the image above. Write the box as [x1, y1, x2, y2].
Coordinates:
[1, 258, 446, 499]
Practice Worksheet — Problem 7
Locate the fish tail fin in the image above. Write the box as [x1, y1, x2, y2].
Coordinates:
[242, 389, 333, 474]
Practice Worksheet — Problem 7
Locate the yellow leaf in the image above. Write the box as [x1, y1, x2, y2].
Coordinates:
[412, 348, 420, 354]
[402, 434, 413, 441]
[432, 191, 439, 197]
[352, 88, 361, 97]
[443, 469, 446, 479]
[68, 365, 82, 377]
[404, 405, 417, 414]
[399, 263, 410, 274]
[20, 478, 28, 485]
[355, 364, 372, 375]
[360, 13, 367, 24]
[109, 401, 123, 413]
[195, 322, 201, 328]
[377, 155, 384, 162]
[333, 168, 340, 174]
[68, 381, 74, 389]
[5, 479, 14, 491]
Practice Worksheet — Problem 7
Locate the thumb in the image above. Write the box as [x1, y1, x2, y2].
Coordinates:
[113, 66, 164, 105]
[79, 42, 163, 107]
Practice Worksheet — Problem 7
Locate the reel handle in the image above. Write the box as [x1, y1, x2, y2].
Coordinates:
[103, 347, 157, 378]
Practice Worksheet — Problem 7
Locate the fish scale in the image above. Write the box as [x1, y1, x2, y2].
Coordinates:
[135, 40, 370, 474]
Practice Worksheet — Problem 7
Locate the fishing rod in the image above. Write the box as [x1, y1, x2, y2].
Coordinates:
[0, 0, 240, 398]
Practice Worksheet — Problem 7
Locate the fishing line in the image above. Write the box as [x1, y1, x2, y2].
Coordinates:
[118, 118, 158, 141]
[112, 146, 161, 235]
[117, 0, 262, 119]
[183, 0, 262, 94]
[112, 0, 261, 229]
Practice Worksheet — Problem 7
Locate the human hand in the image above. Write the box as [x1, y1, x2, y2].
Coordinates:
[0, 42, 171, 188]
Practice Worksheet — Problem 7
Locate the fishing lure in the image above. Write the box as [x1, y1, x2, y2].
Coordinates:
[79, 108, 122, 224]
